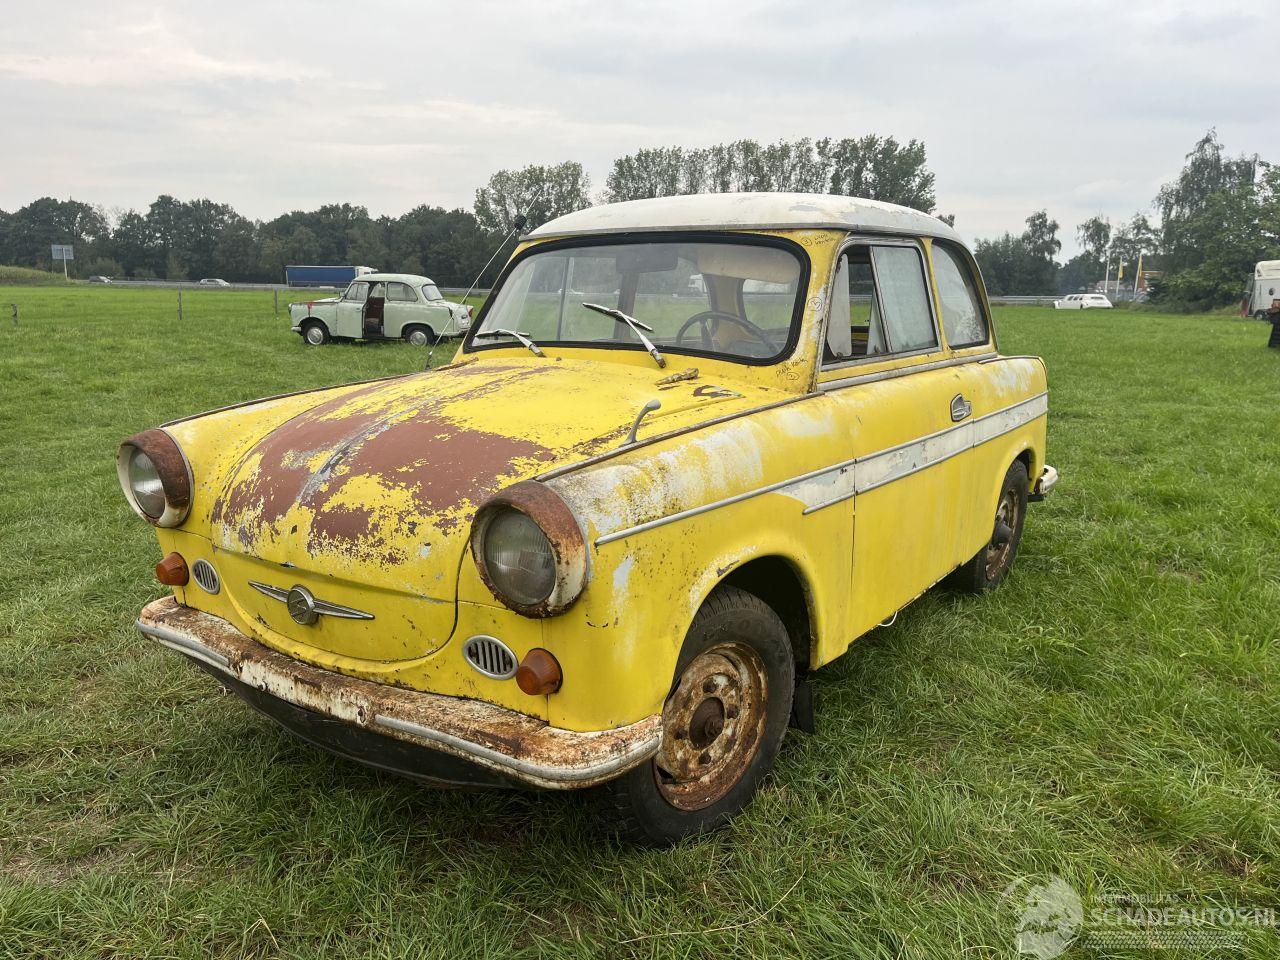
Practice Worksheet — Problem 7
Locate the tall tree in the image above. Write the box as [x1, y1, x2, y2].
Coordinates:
[474, 162, 591, 234]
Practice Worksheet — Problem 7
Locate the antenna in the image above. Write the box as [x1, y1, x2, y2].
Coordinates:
[427, 188, 545, 369]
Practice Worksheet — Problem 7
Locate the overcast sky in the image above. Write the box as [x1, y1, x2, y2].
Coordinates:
[2, 0, 1275, 256]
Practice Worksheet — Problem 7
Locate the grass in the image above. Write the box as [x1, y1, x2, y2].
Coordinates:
[0, 285, 1278, 958]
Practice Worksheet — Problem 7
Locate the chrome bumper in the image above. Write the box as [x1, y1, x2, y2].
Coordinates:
[137, 597, 660, 790]
[1030, 464, 1059, 502]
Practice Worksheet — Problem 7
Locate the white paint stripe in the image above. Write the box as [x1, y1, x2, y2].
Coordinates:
[594, 392, 1047, 545]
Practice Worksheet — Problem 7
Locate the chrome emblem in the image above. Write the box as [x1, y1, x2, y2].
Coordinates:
[249, 581, 374, 625]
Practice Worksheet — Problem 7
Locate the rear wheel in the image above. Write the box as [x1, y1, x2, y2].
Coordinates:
[952, 459, 1029, 593]
[301, 321, 330, 345]
[603, 585, 794, 845]
[404, 325, 436, 346]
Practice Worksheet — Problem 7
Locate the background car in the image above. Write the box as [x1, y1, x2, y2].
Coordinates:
[1054, 293, 1113, 309]
[198, 278, 231, 287]
[288, 272, 471, 345]
[87, 275, 112, 284]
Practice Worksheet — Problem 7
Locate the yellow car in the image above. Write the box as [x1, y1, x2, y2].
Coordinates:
[121, 193, 1056, 844]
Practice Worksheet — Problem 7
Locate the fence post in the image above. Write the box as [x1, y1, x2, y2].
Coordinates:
[273, 289, 279, 315]
[178, 290, 183, 321]
[10, 303, 16, 326]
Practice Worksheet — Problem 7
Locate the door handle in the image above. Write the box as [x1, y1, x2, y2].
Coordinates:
[950, 394, 972, 422]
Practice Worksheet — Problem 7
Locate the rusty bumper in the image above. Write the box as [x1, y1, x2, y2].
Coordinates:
[137, 597, 661, 790]
[1029, 464, 1059, 502]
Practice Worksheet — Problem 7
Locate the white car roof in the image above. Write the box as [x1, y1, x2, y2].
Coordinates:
[526, 192, 964, 245]
[354, 273, 438, 285]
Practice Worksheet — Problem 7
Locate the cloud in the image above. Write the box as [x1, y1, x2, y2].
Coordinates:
[1, 0, 1277, 257]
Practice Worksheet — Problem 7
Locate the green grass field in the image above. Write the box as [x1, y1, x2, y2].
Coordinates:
[1, 285, 1277, 958]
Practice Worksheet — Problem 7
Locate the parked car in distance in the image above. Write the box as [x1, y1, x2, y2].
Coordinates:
[1054, 293, 1112, 310]
[121, 193, 1056, 844]
[288, 273, 471, 345]
[198, 278, 231, 287]
[88, 275, 112, 284]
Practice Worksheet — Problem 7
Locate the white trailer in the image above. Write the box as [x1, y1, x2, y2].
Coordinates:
[1246, 260, 1280, 318]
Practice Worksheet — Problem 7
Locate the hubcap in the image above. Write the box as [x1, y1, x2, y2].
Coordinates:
[305, 327, 323, 344]
[985, 488, 1019, 579]
[408, 330, 429, 345]
[654, 642, 768, 811]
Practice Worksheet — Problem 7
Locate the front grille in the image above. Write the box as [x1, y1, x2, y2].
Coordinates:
[191, 559, 220, 594]
[463, 635, 517, 680]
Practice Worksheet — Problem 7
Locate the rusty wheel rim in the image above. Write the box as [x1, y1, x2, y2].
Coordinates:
[653, 642, 768, 811]
[985, 487, 1019, 580]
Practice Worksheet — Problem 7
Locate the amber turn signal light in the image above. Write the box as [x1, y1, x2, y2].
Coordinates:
[155, 552, 189, 586]
[516, 648, 562, 695]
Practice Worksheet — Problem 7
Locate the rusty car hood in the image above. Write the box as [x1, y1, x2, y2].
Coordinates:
[209, 356, 775, 604]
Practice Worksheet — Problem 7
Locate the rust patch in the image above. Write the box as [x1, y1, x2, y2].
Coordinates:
[121, 428, 191, 521]
[212, 372, 556, 562]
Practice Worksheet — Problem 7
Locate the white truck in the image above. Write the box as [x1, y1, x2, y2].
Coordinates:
[1245, 261, 1280, 319]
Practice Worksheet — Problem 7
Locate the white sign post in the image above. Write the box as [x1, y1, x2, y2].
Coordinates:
[51, 244, 74, 280]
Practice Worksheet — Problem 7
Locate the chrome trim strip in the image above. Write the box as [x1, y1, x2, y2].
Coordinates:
[819, 351, 998, 390]
[594, 391, 1048, 544]
[248, 581, 289, 602]
[371, 714, 661, 784]
[138, 620, 231, 671]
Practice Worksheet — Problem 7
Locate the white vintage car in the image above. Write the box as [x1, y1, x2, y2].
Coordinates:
[289, 273, 472, 345]
[1053, 293, 1113, 310]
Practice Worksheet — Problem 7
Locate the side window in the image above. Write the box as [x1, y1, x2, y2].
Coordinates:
[931, 243, 989, 347]
[870, 246, 938, 353]
[824, 250, 889, 363]
[343, 281, 369, 303]
[386, 281, 416, 302]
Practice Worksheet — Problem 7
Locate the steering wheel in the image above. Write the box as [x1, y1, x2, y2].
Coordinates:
[675, 310, 775, 353]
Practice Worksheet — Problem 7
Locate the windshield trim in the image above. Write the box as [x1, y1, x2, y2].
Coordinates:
[462, 231, 811, 368]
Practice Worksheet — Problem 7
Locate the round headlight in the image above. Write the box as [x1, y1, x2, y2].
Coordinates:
[471, 481, 588, 617]
[482, 509, 556, 605]
[127, 449, 166, 518]
[116, 429, 193, 527]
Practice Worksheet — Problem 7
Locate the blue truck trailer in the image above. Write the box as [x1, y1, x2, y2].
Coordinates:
[284, 265, 376, 288]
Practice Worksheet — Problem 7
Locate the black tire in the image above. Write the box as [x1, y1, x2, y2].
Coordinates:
[403, 325, 436, 346]
[301, 321, 330, 345]
[951, 459, 1029, 593]
[601, 585, 794, 845]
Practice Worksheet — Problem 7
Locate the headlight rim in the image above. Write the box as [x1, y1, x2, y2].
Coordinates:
[116, 428, 193, 528]
[470, 481, 588, 618]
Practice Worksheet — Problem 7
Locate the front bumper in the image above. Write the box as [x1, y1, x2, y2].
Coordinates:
[1029, 464, 1059, 502]
[137, 597, 661, 790]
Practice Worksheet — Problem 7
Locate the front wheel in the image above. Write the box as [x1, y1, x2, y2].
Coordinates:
[301, 321, 330, 345]
[602, 585, 794, 845]
[951, 459, 1029, 593]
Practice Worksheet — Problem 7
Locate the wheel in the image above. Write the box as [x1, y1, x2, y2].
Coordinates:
[951, 459, 1029, 593]
[301, 321, 330, 345]
[602, 585, 794, 845]
[404, 325, 436, 346]
[1254, 311, 1268, 321]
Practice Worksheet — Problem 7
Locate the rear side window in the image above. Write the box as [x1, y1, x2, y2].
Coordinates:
[387, 281, 417, 302]
[824, 243, 937, 363]
[931, 243, 989, 347]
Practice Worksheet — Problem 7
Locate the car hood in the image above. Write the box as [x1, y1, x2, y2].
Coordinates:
[209, 355, 774, 606]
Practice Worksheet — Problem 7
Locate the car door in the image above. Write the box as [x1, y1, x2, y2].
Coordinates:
[383, 281, 420, 338]
[336, 281, 368, 338]
[818, 239, 969, 646]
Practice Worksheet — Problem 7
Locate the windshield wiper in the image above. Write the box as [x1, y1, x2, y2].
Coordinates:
[581, 303, 666, 369]
[474, 328, 544, 357]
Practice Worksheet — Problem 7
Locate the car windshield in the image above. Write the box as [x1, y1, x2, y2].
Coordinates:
[471, 239, 805, 362]
[422, 283, 443, 301]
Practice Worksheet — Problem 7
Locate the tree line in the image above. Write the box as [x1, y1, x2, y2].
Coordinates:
[975, 130, 1280, 307]
[0, 135, 939, 287]
[2, 130, 1274, 306]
